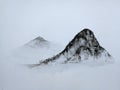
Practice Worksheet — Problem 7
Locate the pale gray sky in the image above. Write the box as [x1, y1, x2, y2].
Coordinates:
[0, 0, 120, 57]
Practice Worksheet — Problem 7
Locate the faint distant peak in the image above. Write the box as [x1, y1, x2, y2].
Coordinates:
[24, 36, 49, 48]
[32, 36, 47, 42]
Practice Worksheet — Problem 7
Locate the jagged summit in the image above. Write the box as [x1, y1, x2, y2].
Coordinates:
[30, 29, 112, 67]
[25, 36, 49, 48]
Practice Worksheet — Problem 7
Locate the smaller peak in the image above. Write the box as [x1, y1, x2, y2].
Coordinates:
[33, 36, 47, 42]
[24, 36, 49, 48]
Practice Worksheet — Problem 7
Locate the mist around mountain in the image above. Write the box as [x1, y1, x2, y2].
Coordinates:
[12, 36, 62, 64]
[1, 29, 119, 90]
[1, 0, 120, 89]
[29, 29, 113, 67]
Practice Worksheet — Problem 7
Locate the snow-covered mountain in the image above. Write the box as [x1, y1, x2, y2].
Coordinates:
[32, 29, 112, 66]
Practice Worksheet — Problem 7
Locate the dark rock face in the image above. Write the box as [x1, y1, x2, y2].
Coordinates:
[37, 28, 111, 65]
